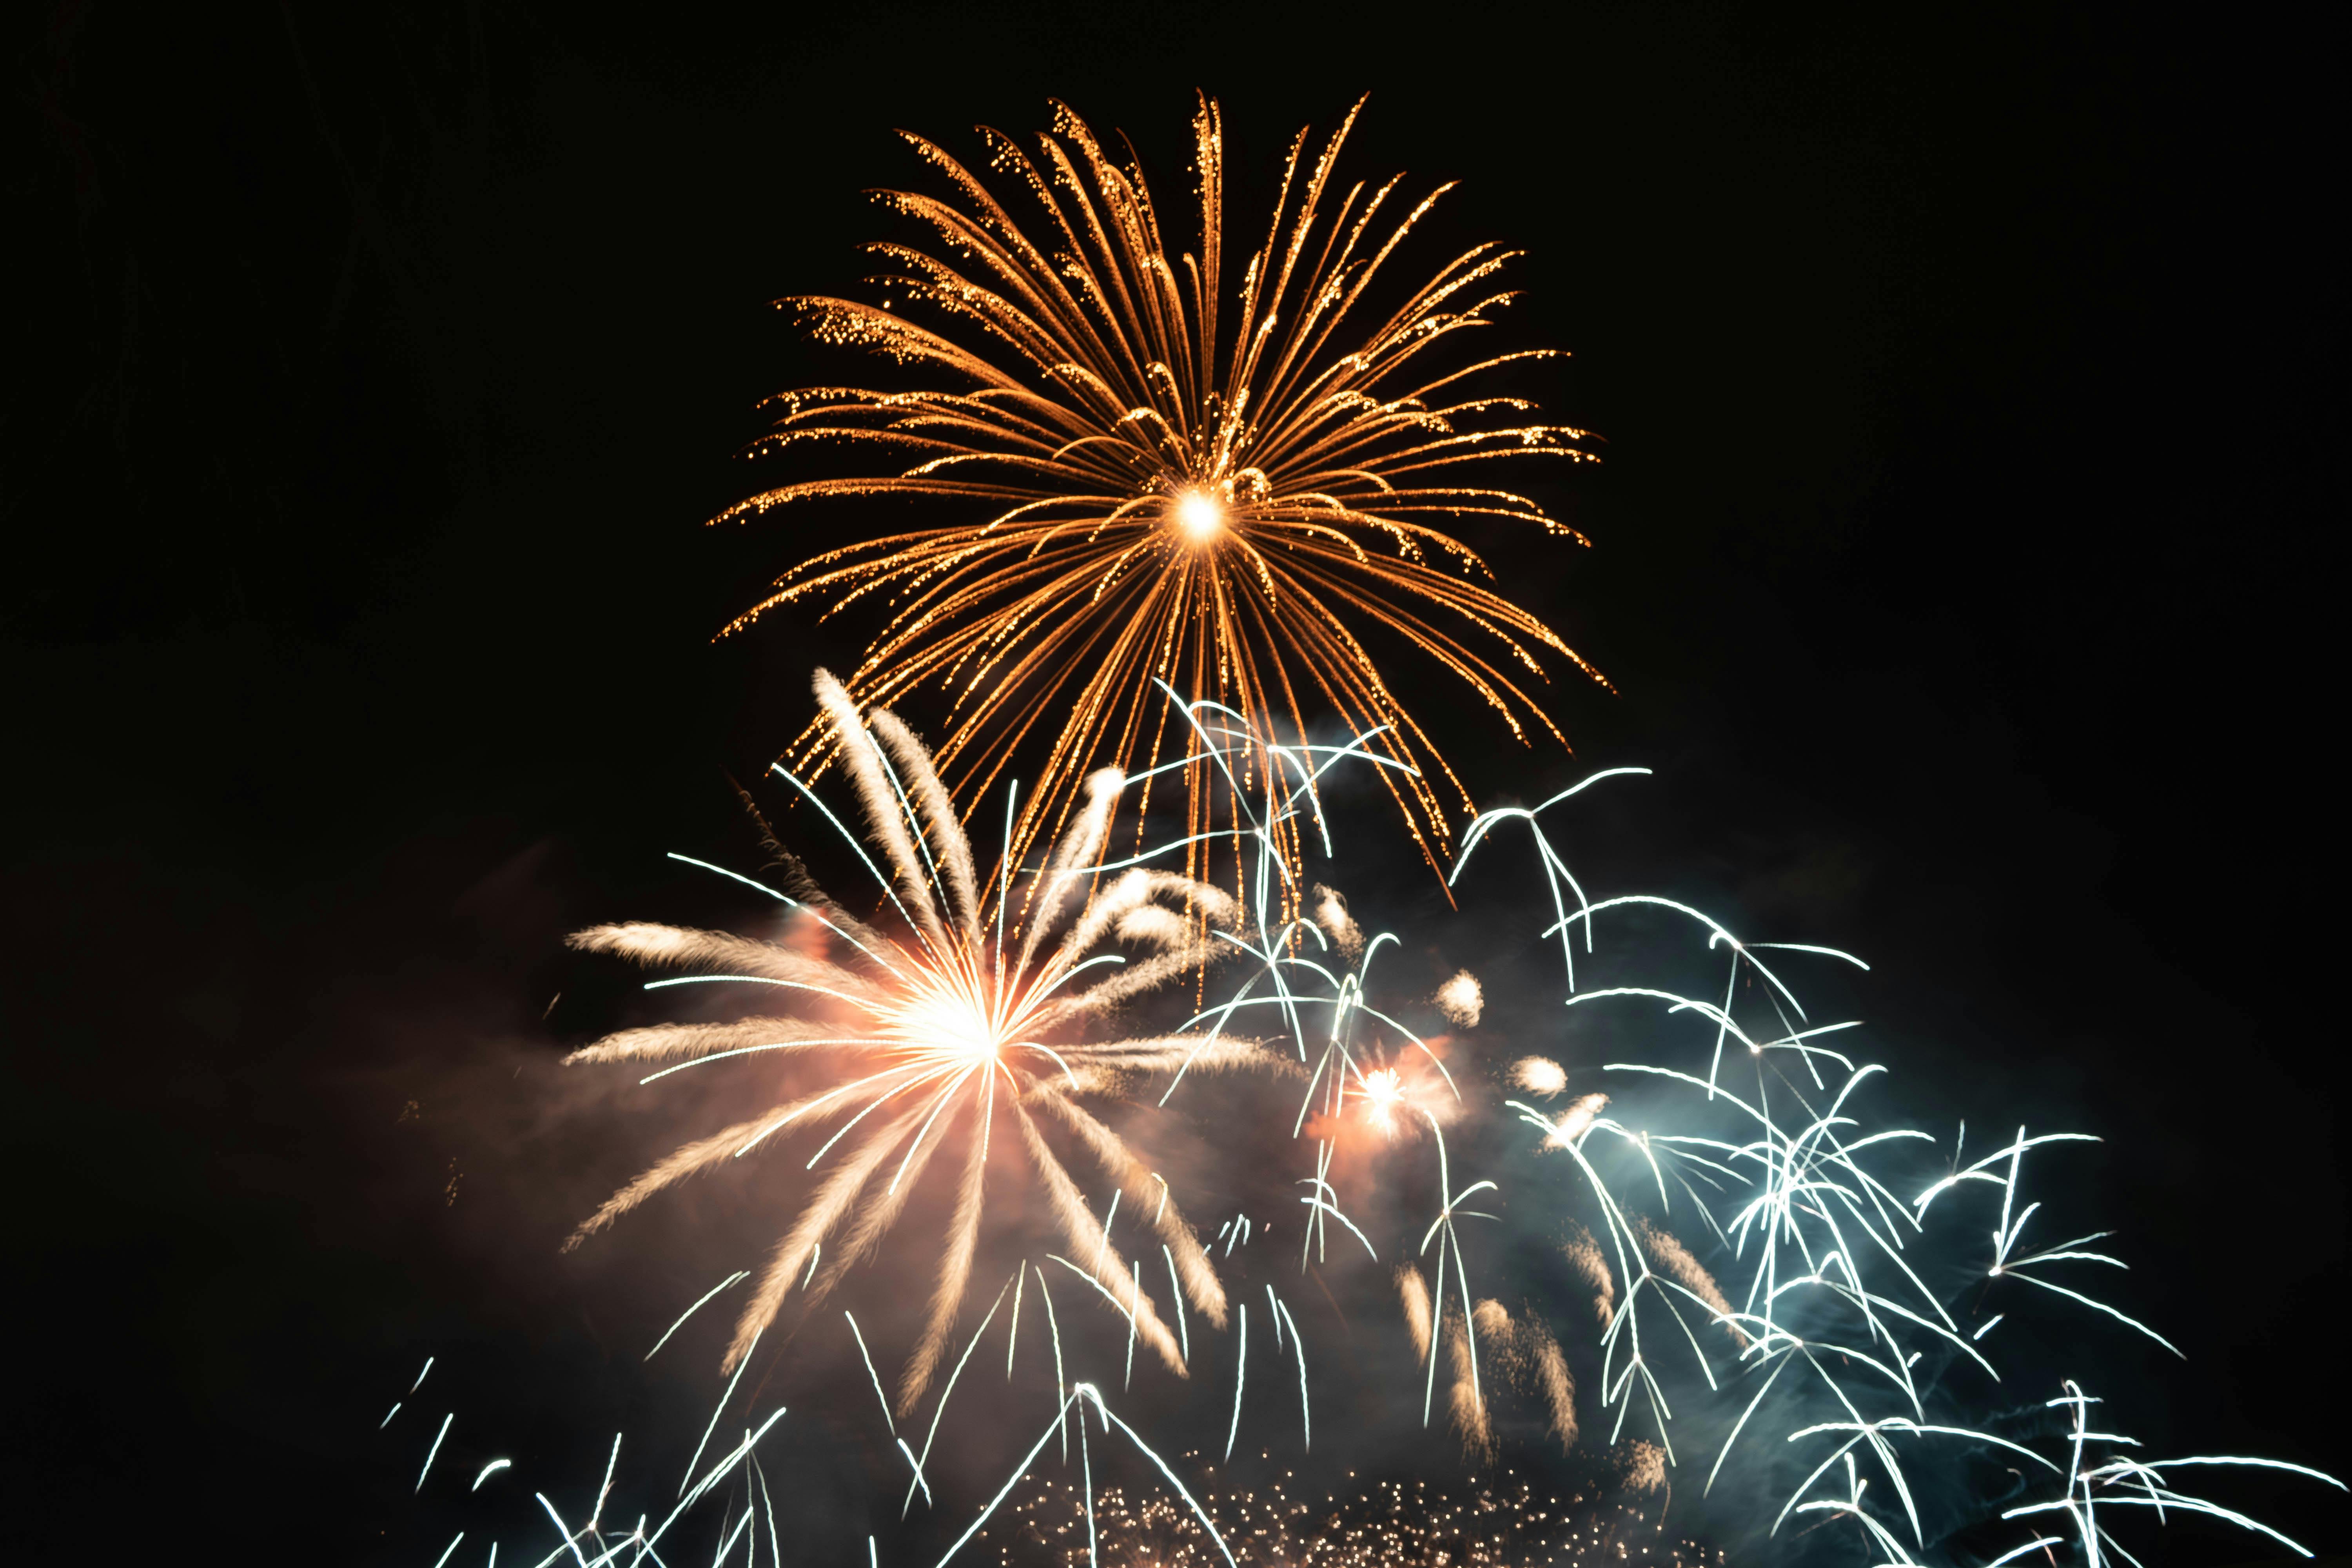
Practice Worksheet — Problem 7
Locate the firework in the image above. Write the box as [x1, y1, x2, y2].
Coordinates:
[562, 670, 1278, 1404]
[1071, 730, 2342, 1562]
[1433, 969, 1483, 1028]
[990, 1466, 1721, 1568]
[1441, 768, 2344, 1560]
[472, 692, 2339, 1568]
[717, 96, 1606, 885]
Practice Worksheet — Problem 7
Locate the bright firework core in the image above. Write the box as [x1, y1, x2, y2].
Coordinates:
[1171, 487, 1227, 544]
[1358, 1065, 1406, 1133]
[893, 989, 1005, 1065]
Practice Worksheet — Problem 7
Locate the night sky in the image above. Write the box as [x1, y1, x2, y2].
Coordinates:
[8, 2, 2346, 1561]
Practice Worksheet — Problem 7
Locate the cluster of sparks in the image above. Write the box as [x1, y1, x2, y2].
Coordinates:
[716, 96, 1606, 885]
[994, 1468, 1718, 1568]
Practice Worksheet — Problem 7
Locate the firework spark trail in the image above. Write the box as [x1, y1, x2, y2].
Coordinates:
[1563, 1225, 1615, 1327]
[904, 1278, 1018, 1516]
[1223, 1303, 1247, 1461]
[646, 1271, 749, 1363]
[718, 97, 1610, 891]
[1274, 1294, 1308, 1451]
[1414, 1115, 1499, 1432]
[1526, 1316, 1578, 1450]
[846, 1313, 897, 1436]
[417, 1411, 453, 1493]
[562, 671, 1286, 1405]
[1447, 1312, 1494, 1459]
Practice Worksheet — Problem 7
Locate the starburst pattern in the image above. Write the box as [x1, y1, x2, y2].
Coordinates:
[561, 671, 1273, 1404]
[717, 95, 1606, 883]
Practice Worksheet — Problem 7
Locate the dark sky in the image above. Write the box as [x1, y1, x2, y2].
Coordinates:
[7, 1, 2345, 1561]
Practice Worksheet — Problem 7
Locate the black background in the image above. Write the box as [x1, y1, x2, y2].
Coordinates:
[6, 1, 2345, 1561]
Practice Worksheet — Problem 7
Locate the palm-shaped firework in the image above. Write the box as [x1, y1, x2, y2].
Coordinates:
[561, 671, 1271, 1406]
[717, 96, 1606, 883]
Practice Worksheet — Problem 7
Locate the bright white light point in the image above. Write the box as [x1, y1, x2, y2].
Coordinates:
[902, 994, 1000, 1062]
[1173, 489, 1225, 544]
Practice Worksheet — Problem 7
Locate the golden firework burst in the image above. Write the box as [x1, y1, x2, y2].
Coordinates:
[717, 95, 1606, 883]
[563, 671, 1273, 1405]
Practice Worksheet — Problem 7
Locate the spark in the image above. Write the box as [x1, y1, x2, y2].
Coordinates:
[645, 1271, 750, 1361]
[903, 1279, 1015, 1515]
[417, 1412, 452, 1494]
[1275, 1291, 1310, 1451]
[846, 1313, 897, 1435]
[1163, 1245, 1190, 1363]
[1224, 1303, 1247, 1461]
[682, 1331, 758, 1497]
